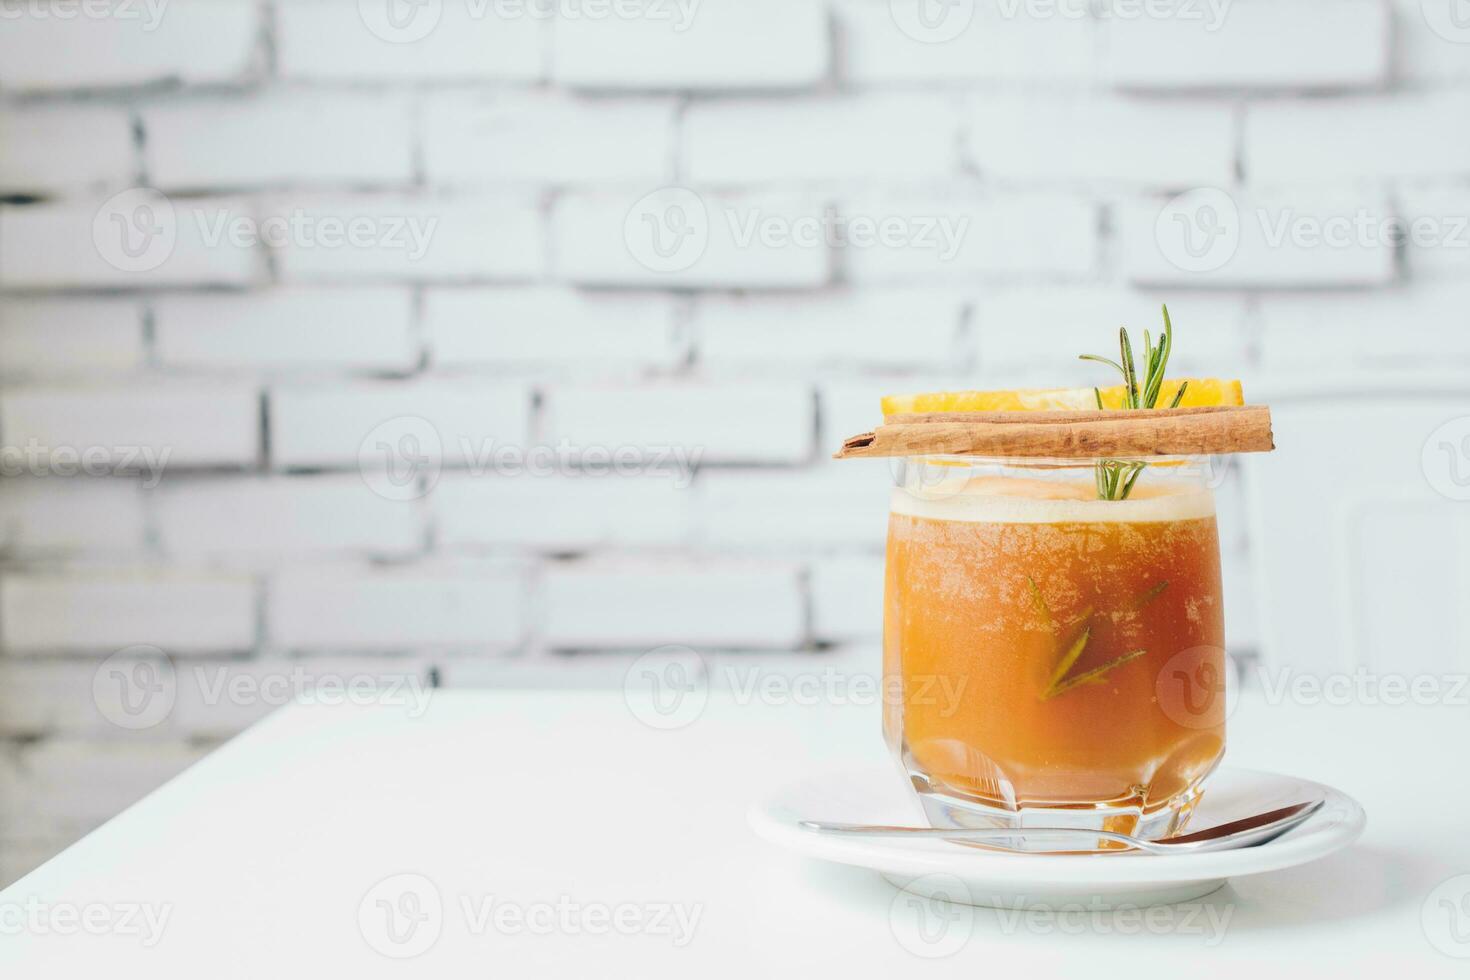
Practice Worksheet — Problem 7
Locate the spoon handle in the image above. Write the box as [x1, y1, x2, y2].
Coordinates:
[799, 821, 1159, 852]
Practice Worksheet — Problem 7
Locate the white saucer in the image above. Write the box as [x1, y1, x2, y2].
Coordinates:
[748, 765, 1365, 909]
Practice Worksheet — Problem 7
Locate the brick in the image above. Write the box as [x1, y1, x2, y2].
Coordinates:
[276, 0, 544, 81]
[0, 298, 145, 379]
[267, 194, 544, 283]
[0, 477, 146, 555]
[685, 96, 958, 184]
[142, 93, 416, 190]
[0, 738, 205, 831]
[1245, 93, 1470, 183]
[1259, 285, 1470, 372]
[838, 0, 1092, 83]
[152, 288, 417, 372]
[542, 383, 814, 464]
[811, 556, 883, 643]
[154, 475, 424, 561]
[697, 468, 888, 552]
[0, 572, 257, 652]
[268, 562, 523, 650]
[1398, 187, 1470, 280]
[1, 383, 260, 469]
[0, 1, 258, 91]
[841, 192, 1097, 282]
[0, 105, 136, 195]
[270, 379, 531, 469]
[976, 287, 1251, 381]
[551, 0, 827, 90]
[1395, 0, 1470, 82]
[553, 189, 831, 288]
[541, 562, 806, 649]
[967, 95, 1234, 187]
[696, 289, 965, 373]
[431, 472, 695, 551]
[1101, 0, 1389, 91]
[425, 287, 681, 371]
[0, 660, 124, 738]
[0, 197, 265, 289]
[1121, 190, 1397, 287]
[423, 92, 674, 185]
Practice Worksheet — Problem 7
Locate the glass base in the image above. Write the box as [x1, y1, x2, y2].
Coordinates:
[903, 765, 1212, 851]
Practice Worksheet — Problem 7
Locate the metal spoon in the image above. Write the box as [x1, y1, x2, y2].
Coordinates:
[800, 799, 1324, 854]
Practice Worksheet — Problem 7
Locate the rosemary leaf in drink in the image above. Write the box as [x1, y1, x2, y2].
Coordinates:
[1078, 304, 1184, 501]
[1042, 622, 1092, 697]
[1026, 575, 1054, 631]
[1043, 649, 1148, 700]
[1132, 580, 1170, 610]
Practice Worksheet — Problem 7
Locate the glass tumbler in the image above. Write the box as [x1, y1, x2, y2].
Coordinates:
[882, 455, 1227, 842]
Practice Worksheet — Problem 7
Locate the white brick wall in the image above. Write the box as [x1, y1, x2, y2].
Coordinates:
[1, 0, 1467, 886]
[550, 0, 828, 90]
[541, 562, 806, 649]
[838, 0, 1092, 83]
[0, 298, 145, 379]
[268, 562, 524, 651]
[0, 105, 137, 195]
[142, 93, 418, 190]
[153, 475, 425, 562]
[0, 1, 259, 91]
[424, 287, 682, 371]
[1100, 0, 1390, 91]
[423, 92, 676, 186]
[2, 382, 261, 468]
[152, 289, 418, 372]
[275, 1, 546, 82]
[541, 384, 815, 463]
[0, 572, 257, 653]
[966, 96, 1235, 187]
[685, 96, 958, 184]
[0, 198, 266, 289]
[270, 379, 531, 469]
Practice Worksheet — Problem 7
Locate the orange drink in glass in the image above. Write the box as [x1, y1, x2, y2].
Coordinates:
[882, 456, 1226, 841]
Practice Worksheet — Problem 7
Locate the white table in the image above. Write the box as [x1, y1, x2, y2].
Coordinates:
[1, 683, 1466, 977]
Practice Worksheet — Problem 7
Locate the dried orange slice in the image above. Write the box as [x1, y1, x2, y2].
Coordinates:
[881, 379, 1244, 418]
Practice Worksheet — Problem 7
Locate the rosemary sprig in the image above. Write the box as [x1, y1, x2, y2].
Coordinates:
[1043, 649, 1148, 699]
[1079, 304, 1189, 500]
[1132, 580, 1170, 611]
[1042, 624, 1091, 695]
[1026, 575, 1053, 631]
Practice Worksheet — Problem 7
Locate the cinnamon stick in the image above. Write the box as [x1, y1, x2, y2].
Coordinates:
[835, 405, 1274, 459]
